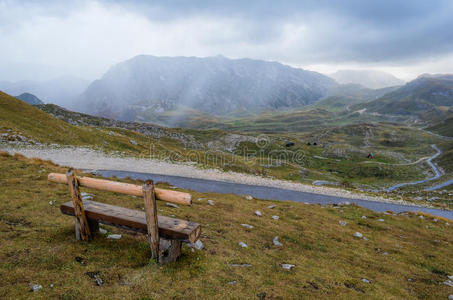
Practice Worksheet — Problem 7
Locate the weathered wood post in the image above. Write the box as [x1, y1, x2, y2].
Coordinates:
[66, 168, 91, 241]
[143, 180, 159, 261]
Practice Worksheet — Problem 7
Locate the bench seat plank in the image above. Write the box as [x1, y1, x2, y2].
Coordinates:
[60, 200, 201, 243]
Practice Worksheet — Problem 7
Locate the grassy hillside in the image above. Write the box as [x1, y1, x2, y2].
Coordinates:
[1, 152, 452, 299]
[427, 117, 453, 137]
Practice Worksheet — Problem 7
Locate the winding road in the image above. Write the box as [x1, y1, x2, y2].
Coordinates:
[95, 169, 453, 220]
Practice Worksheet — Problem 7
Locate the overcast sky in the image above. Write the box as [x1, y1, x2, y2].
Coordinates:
[1, 0, 453, 82]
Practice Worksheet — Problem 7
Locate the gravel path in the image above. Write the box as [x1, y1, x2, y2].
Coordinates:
[0, 145, 417, 205]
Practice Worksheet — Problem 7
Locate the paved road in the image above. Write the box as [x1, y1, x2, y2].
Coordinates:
[95, 169, 453, 220]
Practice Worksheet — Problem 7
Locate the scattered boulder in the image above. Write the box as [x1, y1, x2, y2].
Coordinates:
[273, 236, 282, 246]
[245, 195, 253, 200]
[166, 203, 179, 208]
[361, 278, 370, 283]
[419, 215, 424, 219]
[449, 295, 453, 300]
[255, 210, 262, 217]
[30, 284, 42, 292]
[207, 200, 215, 206]
[361, 216, 367, 219]
[85, 272, 103, 286]
[448, 275, 453, 280]
[108, 131, 115, 136]
[354, 232, 363, 238]
[339, 220, 347, 226]
[281, 264, 295, 270]
[443, 280, 453, 287]
[230, 264, 252, 267]
[238, 242, 248, 248]
[378, 219, 384, 222]
[189, 239, 204, 250]
[129, 139, 138, 145]
[99, 228, 107, 235]
[272, 215, 279, 220]
[241, 224, 254, 229]
[268, 205, 276, 209]
[363, 237, 369, 241]
[228, 280, 238, 285]
[107, 234, 122, 240]
[338, 201, 351, 206]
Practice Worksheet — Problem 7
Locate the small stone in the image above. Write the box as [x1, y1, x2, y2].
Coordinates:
[238, 242, 248, 248]
[95, 277, 103, 286]
[273, 236, 282, 246]
[446, 222, 450, 226]
[433, 218, 438, 222]
[197, 198, 204, 201]
[30, 284, 42, 292]
[207, 200, 215, 206]
[268, 205, 276, 209]
[228, 281, 238, 285]
[99, 228, 107, 234]
[241, 224, 254, 229]
[107, 234, 122, 240]
[443, 280, 453, 287]
[255, 210, 262, 217]
[281, 264, 295, 270]
[353, 232, 363, 238]
[230, 264, 252, 267]
[382, 252, 388, 256]
[419, 215, 424, 219]
[361, 278, 370, 283]
[166, 203, 179, 208]
[363, 237, 369, 241]
[189, 239, 204, 250]
[338, 201, 351, 206]
[129, 139, 137, 145]
[449, 275, 453, 280]
[49, 284, 54, 288]
[339, 220, 347, 226]
[449, 295, 453, 300]
[48, 200, 55, 206]
[108, 131, 114, 136]
[361, 216, 367, 219]
[245, 195, 253, 200]
[271, 215, 279, 220]
[378, 219, 384, 222]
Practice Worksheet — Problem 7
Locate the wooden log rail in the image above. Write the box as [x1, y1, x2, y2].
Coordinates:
[48, 173, 192, 206]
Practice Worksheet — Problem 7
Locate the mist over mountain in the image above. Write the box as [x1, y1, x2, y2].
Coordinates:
[357, 74, 453, 121]
[79, 55, 336, 121]
[0, 75, 89, 107]
[330, 70, 404, 89]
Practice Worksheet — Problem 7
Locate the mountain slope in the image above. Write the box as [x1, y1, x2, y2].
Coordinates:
[79, 55, 336, 121]
[330, 70, 404, 89]
[15, 92, 44, 105]
[356, 74, 453, 122]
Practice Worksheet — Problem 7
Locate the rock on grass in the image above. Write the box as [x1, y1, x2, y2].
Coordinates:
[281, 264, 295, 270]
[255, 210, 262, 217]
[354, 232, 363, 238]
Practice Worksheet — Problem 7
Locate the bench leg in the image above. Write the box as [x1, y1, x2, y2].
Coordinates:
[88, 219, 99, 235]
[158, 239, 182, 264]
[75, 218, 81, 241]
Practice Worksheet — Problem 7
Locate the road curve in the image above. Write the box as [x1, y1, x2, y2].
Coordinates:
[95, 169, 453, 221]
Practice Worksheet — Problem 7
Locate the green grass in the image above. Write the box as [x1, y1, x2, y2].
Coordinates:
[0, 152, 452, 299]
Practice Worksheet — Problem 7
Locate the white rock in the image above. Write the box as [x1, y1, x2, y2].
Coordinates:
[49, 284, 54, 288]
[419, 215, 424, 219]
[230, 264, 252, 267]
[281, 264, 295, 270]
[31, 284, 42, 292]
[268, 205, 276, 209]
[449, 295, 453, 300]
[449, 275, 453, 280]
[433, 218, 438, 222]
[273, 236, 282, 246]
[197, 198, 204, 201]
[99, 228, 107, 235]
[272, 215, 279, 220]
[361, 278, 370, 283]
[245, 195, 253, 200]
[82, 195, 93, 201]
[228, 281, 238, 285]
[361, 216, 367, 219]
[443, 280, 453, 287]
[108, 131, 115, 136]
[48, 200, 55, 206]
[382, 252, 388, 256]
[353, 232, 363, 238]
[241, 224, 254, 229]
[129, 139, 137, 145]
[238, 242, 248, 248]
[107, 234, 122, 240]
[378, 219, 384, 222]
[338, 201, 351, 206]
[207, 200, 215, 206]
[166, 202, 179, 208]
[255, 210, 262, 217]
[446, 222, 450, 226]
[363, 237, 369, 241]
[339, 220, 347, 226]
[189, 239, 204, 250]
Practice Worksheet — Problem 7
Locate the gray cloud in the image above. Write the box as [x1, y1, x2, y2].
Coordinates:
[0, 0, 452, 81]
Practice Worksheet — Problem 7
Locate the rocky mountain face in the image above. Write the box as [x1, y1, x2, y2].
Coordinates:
[15, 93, 44, 105]
[357, 74, 453, 122]
[330, 70, 404, 89]
[79, 55, 336, 121]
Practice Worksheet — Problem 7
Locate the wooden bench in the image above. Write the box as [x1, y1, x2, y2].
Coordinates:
[48, 169, 201, 263]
